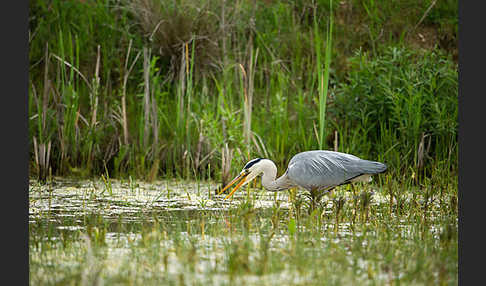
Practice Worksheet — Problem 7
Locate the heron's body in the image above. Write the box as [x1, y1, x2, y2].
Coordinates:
[284, 150, 385, 192]
[219, 150, 387, 200]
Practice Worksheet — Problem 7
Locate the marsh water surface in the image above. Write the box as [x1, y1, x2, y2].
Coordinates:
[29, 178, 457, 285]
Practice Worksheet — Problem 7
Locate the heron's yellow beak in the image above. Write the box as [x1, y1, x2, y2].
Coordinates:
[217, 172, 249, 200]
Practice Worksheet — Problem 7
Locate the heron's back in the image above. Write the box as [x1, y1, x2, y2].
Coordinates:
[286, 150, 386, 191]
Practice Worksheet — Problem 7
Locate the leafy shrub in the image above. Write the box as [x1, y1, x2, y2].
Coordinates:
[331, 47, 457, 170]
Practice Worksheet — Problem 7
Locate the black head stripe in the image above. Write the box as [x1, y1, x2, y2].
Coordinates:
[243, 158, 262, 170]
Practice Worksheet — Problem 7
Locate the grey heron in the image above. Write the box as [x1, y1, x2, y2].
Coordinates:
[218, 150, 387, 206]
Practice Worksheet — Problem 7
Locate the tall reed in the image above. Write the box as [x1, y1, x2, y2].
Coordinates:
[315, 0, 333, 149]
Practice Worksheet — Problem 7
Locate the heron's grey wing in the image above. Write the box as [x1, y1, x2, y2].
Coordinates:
[286, 150, 386, 191]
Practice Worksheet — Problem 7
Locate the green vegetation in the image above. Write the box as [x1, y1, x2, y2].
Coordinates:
[29, 177, 457, 285]
[29, 0, 458, 182]
[29, 0, 458, 284]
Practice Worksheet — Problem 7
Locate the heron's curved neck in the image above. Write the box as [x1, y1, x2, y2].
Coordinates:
[260, 159, 293, 191]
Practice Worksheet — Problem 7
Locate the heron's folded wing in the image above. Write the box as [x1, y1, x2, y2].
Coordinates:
[286, 150, 386, 191]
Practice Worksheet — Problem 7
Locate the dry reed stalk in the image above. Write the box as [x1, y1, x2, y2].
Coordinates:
[251, 132, 269, 159]
[313, 121, 320, 147]
[178, 43, 186, 131]
[150, 79, 159, 158]
[195, 129, 204, 170]
[220, 0, 229, 145]
[247, 48, 258, 146]
[42, 43, 49, 134]
[221, 143, 233, 188]
[121, 39, 141, 145]
[417, 132, 425, 170]
[147, 158, 159, 182]
[141, 46, 161, 181]
[30, 82, 39, 119]
[239, 64, 249, 146]
[51, 54, 92, 93]
[120, 95, 128, 144]
[151, 88, 158, 149]
[413, 0, 438, 31]
[34, 43, 53, 181]
[185, 42, 190, 78]
[334, 130, 338, 152]
[143, 47, 151, 150]
[149, 48, 159, 155]
[33, 136, 39, 177]
[417, 132, 432, 170]
[239, 48, 258, 160]
[33, 136, 51, 182]
[90, 45, 101, 128]
[184, 42, 193, 157]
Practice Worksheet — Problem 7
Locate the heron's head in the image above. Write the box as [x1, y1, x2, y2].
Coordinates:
[218, 158, 266, 200]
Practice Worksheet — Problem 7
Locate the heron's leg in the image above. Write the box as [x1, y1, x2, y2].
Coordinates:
[317, 187, 335, 201]
[288, 188, 297, 203]
[304, 187, 333, 213]
[351, 183, 357, 197]
[288, 188, 305, 219]
[305, 189, 317, 214]
[350, 184, 361, 223]
[306, 188, 330, 213]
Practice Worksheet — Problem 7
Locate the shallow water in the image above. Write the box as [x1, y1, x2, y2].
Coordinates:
[29, 177, 292, 215]
[29, 177, 396, 220]
[29, 177, 456, 285]
[29, 178, 300, 284]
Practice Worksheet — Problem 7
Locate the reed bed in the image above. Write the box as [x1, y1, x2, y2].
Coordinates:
[28, 0, 458, 185]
